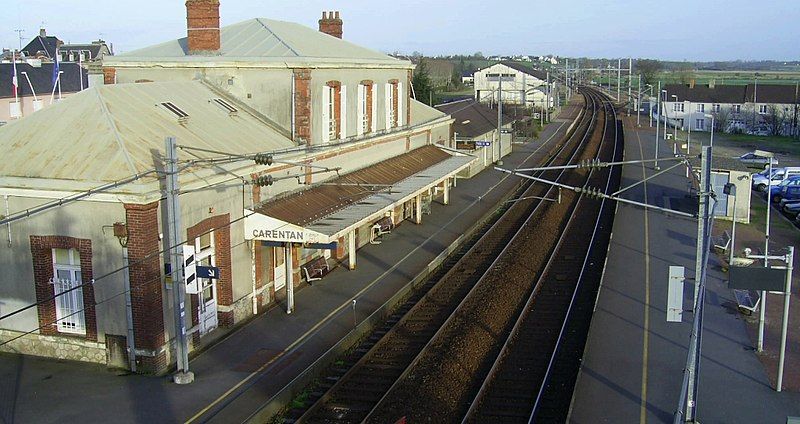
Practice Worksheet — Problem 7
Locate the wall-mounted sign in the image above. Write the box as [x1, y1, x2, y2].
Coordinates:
[476, 141, 491, 147]
[244, 209, 329, 243]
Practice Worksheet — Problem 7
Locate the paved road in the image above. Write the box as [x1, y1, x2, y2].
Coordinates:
[0, 103, 582, 424]
[569, 119, 800, 423]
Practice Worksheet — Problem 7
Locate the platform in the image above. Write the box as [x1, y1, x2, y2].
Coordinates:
[568, 117, 800, 423]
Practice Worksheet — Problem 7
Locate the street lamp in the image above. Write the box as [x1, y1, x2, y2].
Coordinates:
[755, 148, 775, 352]
[671, 94, 678, 141]
[662, 89, 668, 143]
[704, 113, 715, 149]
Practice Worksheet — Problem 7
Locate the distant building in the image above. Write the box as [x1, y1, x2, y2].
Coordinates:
[661, 82, 799, 135]
[473, 61, 551, 108]
[60, 40, 114, 63]
[435, 98, 513, 173]
[21, 28, 61, 60]
[461, 70, 474, 85]
[0, 60, 87, 123]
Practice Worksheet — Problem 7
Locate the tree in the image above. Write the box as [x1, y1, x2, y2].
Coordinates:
[712, 107, 731, 133]
[635, 59, 663, 85]
[412, 59, 435, 106]
[764, 104, 788, 136]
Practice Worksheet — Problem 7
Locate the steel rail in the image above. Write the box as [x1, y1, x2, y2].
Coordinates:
[359, 90, 604, 423]
[295, 92, 601, 424]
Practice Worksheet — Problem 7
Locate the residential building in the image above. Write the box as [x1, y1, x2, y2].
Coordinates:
[661, 82, 799, 135]
[0, 2, 466, 374]
[21, 28, 61, 60]
[60, 40, 114, 63]
[473, 61, 550, 108]
[461, 70, 474, 85]
[0, 60, 87, 123]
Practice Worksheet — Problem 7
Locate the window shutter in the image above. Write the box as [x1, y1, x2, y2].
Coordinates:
[357, 84, 365, 136]
[340, 85, 347, 139]
[385, 83, 392, 130]
[371, 83, 378, 133]
[397, 82, 404, 126]
[322, 86, 330, 143]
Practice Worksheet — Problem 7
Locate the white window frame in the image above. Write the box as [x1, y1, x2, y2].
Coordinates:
[322, 85, 334, 143]
[357, 84, 367, 136]
[340, 85, 347, 139]
[371, 83, 378, 132]
[696, 103, 705, 113]
[696, 118, 705, 130]
[759, 104, 768, 114]
[52, 248, 86, 335]
[386, 83, 395, 130]
[732, 104, 741, 113]
[397, 82, 404, 127]
[713, 104, 720, 113]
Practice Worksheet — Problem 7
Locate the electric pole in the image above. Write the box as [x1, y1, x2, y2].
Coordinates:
[165, 136, 194, 384]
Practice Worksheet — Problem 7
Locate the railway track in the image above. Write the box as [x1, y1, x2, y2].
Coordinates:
[464, 92, 622, 424]
[279, 88, 612, 424]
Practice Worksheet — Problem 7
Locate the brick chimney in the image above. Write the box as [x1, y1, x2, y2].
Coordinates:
[186, 0, 221, 54]
[318, 11, 343, 39]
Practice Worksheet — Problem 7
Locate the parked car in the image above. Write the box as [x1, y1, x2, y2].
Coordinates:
[752, 167, 800, 191]
[782, 200, 800, 217]
[769, 176, 800, 202]
[739, 151, 778, 168]
[777, 186, 800, 205]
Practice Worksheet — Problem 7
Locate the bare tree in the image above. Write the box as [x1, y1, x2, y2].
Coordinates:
[764, 104, 788, 136]
[713, 107, 732, 133]
[635, 59, 663, 85]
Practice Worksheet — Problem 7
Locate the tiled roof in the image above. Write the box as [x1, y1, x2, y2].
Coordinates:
[111, 18, 406, 67]
[435, 99, 511, 139]
[256, 145, 453, 226]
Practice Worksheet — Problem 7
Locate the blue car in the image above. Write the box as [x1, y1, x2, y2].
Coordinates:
[769, 176, 800, 203]
[777, 185, 800, 205]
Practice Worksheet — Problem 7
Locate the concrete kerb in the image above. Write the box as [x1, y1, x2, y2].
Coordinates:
[244, 105, 585, 422]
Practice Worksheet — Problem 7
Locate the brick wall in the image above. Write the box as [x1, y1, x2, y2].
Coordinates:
[103, 67, 115, 85]
[294, 69, 312, 145]
[389, 79, 399, 128]
[29, 235, 97, 342]
[124, 202, 166, 373]
[186, 0, 220, 53]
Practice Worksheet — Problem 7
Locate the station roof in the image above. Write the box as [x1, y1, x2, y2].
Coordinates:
[435, 99, 512, 139]
[0, 80, 295, 193]
[110, 18, 410, 68]
[249, 145, 474, 242]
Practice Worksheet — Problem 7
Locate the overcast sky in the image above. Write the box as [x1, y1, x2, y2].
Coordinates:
[4, 0, 799, 61]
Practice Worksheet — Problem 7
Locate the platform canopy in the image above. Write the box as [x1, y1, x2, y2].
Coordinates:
[244, 145, 475, 244]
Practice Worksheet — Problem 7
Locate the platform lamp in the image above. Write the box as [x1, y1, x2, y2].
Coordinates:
[755, 148, 775, 352]
[723, 183, 737, 266]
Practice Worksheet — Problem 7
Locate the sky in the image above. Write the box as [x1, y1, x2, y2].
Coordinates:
[3, 0, 799, 61]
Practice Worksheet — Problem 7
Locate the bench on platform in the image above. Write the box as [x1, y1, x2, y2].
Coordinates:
[713, 230, 732, 254]
[733, 289, 760, 315]
[302, 256, 330, 283]
[370, 217, 394, 245]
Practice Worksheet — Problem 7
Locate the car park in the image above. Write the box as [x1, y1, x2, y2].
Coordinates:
[752, 167, 800, 191]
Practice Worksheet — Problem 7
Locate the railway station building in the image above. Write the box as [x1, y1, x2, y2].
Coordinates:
[0, 1, 475, 374]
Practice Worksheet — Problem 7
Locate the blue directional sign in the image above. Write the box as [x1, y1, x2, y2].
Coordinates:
[196, 265, 221, 279]
[476, 141, 492, 147]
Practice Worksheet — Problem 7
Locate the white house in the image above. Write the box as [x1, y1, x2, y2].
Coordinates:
[473, 62, 551, 108]
[660, 82, 799, 135]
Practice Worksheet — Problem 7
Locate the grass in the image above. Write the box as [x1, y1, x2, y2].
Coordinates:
[749, 196, 795, 233]
[289, 389, 311, 410]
